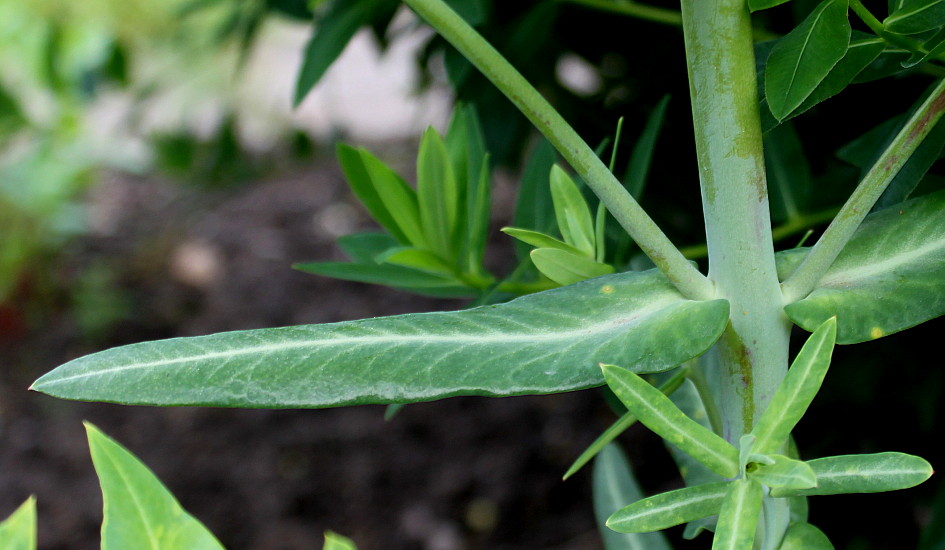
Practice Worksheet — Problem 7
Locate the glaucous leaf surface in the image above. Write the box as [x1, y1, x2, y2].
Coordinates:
[885, 0, 945, 34]
[769, 452, 933, 497]
[593, 444, 673, 550]
[32, 271, 729, 407]
[0, 497, 36, 550]
[751, 318, 836, 455]
[780, 522, 835, 550]
[711, 479, 762, 550]
[602, 365, 739, 478]
[784, 190, 945, 343]
[86, 423, 224, 550]
[765, 0, 851, 121]
[607, 482, 730, 533]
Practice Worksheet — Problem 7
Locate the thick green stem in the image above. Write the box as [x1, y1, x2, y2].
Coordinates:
[781, 78, 945, 303]
[682, 0, 790, 442]
[403, 0, 715, 301]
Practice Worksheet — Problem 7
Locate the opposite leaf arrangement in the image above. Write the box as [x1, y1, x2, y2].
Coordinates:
[7, 0, 945, 548]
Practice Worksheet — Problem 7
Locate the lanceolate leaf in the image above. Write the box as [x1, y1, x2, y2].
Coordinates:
[765, 0, 852, 121]
[784, 190, 945, 343]
[550, 165, 595, 256]
[607, 482, 731, 533]
[501, 227, 585, 256]
[751, 318, 836, 455]
[417, 127, 460, 260]
[0, 497, 36, 550]
[712, 479, 763, 550]
[294, 261, 472, 298]
[593, 444, 673, 550]
[86, 423, 224, 550]
[32, 271, 730, 408]
[779, 522, 834, 550]
[769, 452, 933, 497]
[530, 248, 614, 286]
[885, 0, 945, 35]
[748, 455, 817, 490]
[336, 233, 399, 263]
[602, 365, 739, 478]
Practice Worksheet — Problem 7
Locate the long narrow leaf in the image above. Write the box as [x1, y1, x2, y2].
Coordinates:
[711, 479, 763, 550]
[550, 165, 595, 256]
[336, 145, 410, 245]
[593, 444, 673, 550]
[294, 261, 472, 298]
[0, 497, 36, 550]
[530, 248, 614, 285]
[32, 271, 730, 408]
[607, 482, 731, 533]
[770, 452, 933, 497]
[417, 127, 460, 260]
[86, 423, 224, 550]
[602, 365, 739, 478]
[501, 227, 585, 256]
[323, 531, 358, 550]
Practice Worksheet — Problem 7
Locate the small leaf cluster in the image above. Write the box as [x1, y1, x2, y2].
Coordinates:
[599, 319, 933, 548]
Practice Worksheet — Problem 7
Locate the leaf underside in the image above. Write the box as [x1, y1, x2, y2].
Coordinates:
[32, 270, 729, 408]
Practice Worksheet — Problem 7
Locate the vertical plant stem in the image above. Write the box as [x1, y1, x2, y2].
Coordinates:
[781, 78, 945, 303]
[682, 0, 790, 442]
[402, 0, 715, 301]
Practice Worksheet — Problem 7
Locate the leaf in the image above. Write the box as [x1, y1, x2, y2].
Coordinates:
[607, 482, 731, 533]
[550, 165, 596, 256]
[750, 318, 836, 455]
[601, 365, 740, 478]
[417, 127, 460, 260]
[770, 452, 934, 497]
[885, 0, 945, 35]
[85, 423, 224, 550]
[0, 497, 36, 550]
[501, 227, 585, 256]
[711, 479, 763, 550]
[764, 122, 812, 221]
[765, 0, 852, 121]
[784, 190, 945, 343]
[323, 531, 358, 550]
[465, 154, 491, 276]
[32, 271, 731, 407]
[336, 233, 399, 263]
[294, 0, 396, 106]
[513, 139, 558, 258]
[530, 248, 615, 286]
[749, 0, 792, 11]
[293, 261, 472, 297]
[903, 28, 945, 67]
[593, 444, 673, 550]
[376, 247, 456, 277]
[564, 369, 688, 480]
[876, 108, 945, 208]
[625, 95, 670, 199]
[748, 455, 817, 490]
[780, 522, 835, 550]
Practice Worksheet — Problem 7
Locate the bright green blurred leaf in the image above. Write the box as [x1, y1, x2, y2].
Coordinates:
[0, 497, 36, 550]
[336, 233, 400, 264]
[885, 0, 945, 35]
[530, 248, 614, 285]
[550, 165, 596, 256]
[323, 531, 358, 550]
[602, 365, 739, 478]
[607, 482, 730, 533]
[751, 318, 836, 454]
[784, 190, 945, 343]
[711, 479, 762, 550]
[294, 0, 395, 106]
[593, 444, 673, 550]
[780, 522, 834, 550]
[294, 261, 472, 297]
[765, 0, 851, 121]
[376, 247, 456, 277]
[749, 455, 817, 490]
[564, 369, 687, 480]
[86, 422, 224, 550]
[418, 127, 460, 261]
[770, 452, 933, 497]
[32, 271, 730, 407]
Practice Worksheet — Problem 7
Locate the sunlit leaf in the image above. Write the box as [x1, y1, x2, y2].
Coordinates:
[751, 318, 836, 455]
[32, 271, 730, 407]
[86, 423, 224, 550]
[593, 444, 673, 549]
[607, 482, 730, 533]
[602, 365, 739, 478]
[770, 452, 933, 497]
[0, 497, 36, 550]
[784, 190, 945, 343]
[765, 0, 851, 120]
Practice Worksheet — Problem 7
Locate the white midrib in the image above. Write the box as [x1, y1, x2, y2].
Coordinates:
[819, 236, 945, 287]
[40, 298, 682, 386]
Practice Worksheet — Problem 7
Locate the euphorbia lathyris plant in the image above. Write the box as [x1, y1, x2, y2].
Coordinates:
[18, 0, 945, 547]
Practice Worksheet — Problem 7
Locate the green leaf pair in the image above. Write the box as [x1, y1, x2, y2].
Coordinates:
[295, 105, 494, 297]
